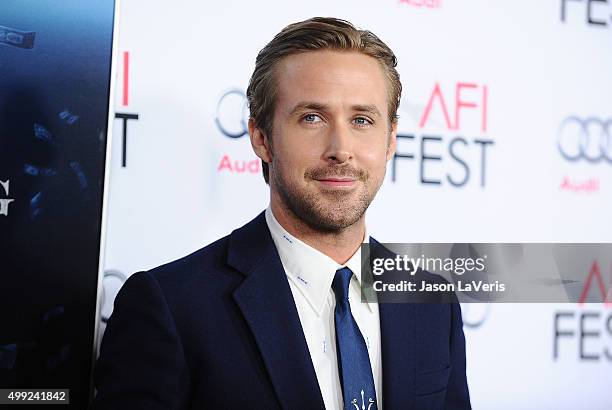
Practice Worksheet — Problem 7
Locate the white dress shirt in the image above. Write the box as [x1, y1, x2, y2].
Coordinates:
[265, 207, 382, 410]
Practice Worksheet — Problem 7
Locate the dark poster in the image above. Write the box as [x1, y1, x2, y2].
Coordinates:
[0, 1, 116, 407]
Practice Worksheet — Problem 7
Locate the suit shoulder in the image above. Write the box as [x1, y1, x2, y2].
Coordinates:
[146, 234, 231, 288]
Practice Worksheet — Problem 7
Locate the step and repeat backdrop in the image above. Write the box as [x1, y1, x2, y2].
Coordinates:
[100, 1, 611, 409]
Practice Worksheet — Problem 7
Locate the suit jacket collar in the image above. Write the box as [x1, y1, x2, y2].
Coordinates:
[226, 211, 274, 278]
[228, 211, 325, 410]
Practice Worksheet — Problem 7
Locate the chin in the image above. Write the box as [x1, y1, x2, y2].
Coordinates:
[306, 206, 366, 231]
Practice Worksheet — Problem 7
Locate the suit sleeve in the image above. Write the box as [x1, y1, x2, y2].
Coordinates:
[444, 301, 471, 409]
[91, 271, 190, 410]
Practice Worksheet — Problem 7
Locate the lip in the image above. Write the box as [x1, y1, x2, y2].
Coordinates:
[316, 178, 357, 187]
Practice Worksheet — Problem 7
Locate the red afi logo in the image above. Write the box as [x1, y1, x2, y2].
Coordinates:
[579, 261, 612, 306]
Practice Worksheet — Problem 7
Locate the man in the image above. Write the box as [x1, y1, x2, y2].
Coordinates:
[93, 17, 470, 410]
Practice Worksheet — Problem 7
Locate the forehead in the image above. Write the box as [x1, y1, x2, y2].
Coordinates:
[274, 50, 389, 115]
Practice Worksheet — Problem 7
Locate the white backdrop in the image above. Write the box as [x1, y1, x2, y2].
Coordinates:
[101, 1, 612, 408]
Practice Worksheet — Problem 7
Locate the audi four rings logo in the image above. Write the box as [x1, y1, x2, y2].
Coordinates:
[100, 269, 128, 323]
[215, 89, 249, 139]
[557, 116, 612, 164]
[460, 303, 491, 329]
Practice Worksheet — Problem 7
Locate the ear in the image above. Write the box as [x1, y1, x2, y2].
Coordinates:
[248, 118, 272, 163]
[386, 121, 397, 161]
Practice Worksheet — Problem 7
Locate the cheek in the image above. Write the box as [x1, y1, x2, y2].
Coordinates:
[359, 145, 389, 174]
[273, 143, 311, 178]
[274, 135, 321, 168]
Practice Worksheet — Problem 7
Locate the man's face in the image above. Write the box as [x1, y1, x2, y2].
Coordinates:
[264, 50, 396, 232]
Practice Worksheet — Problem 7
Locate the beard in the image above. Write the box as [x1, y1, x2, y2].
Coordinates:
[270, 159, 383, 233]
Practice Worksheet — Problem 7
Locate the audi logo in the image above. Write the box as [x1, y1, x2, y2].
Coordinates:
[460, 303, 491, 329]
[100, 269, 128, 323]
[557, 116, 612, 164]
[461, 302, 491, 329]
[215, 89, 249, 138]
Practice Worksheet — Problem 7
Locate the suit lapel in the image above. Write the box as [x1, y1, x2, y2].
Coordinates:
[228, 212, 325, 410]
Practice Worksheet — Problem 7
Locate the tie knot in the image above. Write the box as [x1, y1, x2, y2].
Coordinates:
[332, 267, 353, 302]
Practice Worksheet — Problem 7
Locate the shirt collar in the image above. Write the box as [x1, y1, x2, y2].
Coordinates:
[265, 206, 373, 316]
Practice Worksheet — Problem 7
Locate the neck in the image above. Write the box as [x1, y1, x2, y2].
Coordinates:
[270, 197, 365, 265]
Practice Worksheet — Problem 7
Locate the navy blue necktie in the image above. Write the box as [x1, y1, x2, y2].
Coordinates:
[332, 267, 377, 410]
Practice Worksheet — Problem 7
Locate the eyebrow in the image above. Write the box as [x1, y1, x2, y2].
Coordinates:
[289, 102, 328, 117]
[288, 101, 382, 118]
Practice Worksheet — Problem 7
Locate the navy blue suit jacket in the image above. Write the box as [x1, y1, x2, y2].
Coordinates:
[93, 212, 471, 409]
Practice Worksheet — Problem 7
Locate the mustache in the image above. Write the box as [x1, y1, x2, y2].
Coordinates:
[305, 166, 368, 182]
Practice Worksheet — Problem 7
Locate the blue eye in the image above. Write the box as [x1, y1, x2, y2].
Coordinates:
[304, 114, 322, 123]
[354, 117, 372, 126]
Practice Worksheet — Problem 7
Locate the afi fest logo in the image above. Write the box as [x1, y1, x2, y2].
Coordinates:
[391, 82, 494, 188]
[553, 260, 612, 362]
[114, 51, 140, 168]
[579, 260, 612, 306]
[0, 180, 15, 216]
[561, 0, 612, 28]
[556, 116, 610, 193]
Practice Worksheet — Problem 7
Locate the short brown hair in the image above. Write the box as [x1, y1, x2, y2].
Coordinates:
[246, 17, 402, 184]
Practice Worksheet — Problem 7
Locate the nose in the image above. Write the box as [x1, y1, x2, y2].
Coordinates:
[324, 122, 354, 164]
